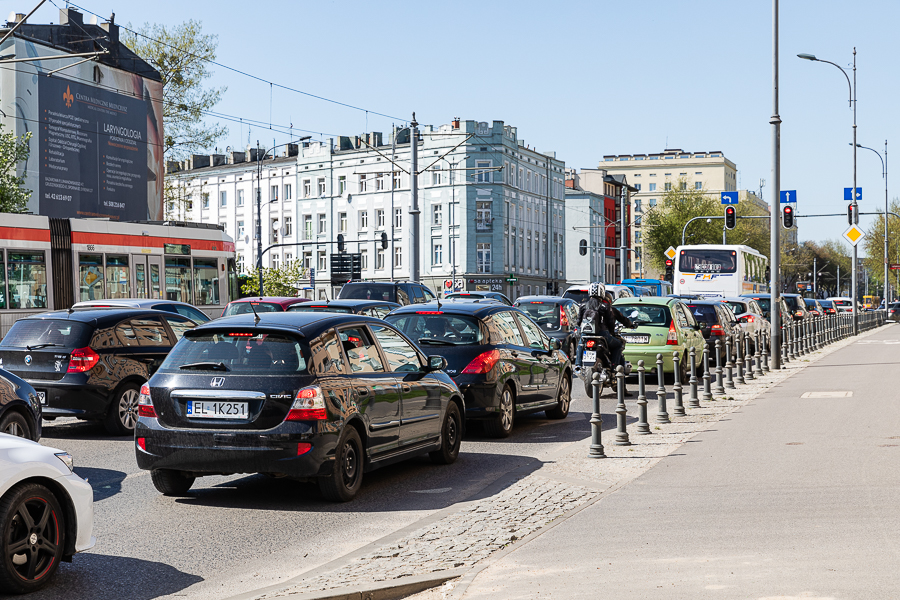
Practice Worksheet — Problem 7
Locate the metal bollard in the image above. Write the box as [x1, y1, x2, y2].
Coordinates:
[701, 346, 712, 402]
[656, 354, 670, 423]
[762, 329, 770, 372]
[816, 316, 823, 350]
[589, 371, 606, 458]
[635, 360, 650, 434]
[744, 330, 755, 381]
[735, 330, 746, 384]
[724, 334, 735, 389]
[782, 322, 790, 363]
[615, 366, 630, 446]
[714, 338, 725, 394]
[672, 351, 685, 417]
[688, 346, 700, 408]
[754, 330, 764, 377]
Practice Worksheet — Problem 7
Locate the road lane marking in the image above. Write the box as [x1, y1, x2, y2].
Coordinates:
[800, 391, 852, 398]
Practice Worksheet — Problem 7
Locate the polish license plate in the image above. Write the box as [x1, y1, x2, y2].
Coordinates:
[582, 351, 596, 362]
[622, 334, 650, 344]
[35, 391, 46, 405]
[186, 401, 248, 419]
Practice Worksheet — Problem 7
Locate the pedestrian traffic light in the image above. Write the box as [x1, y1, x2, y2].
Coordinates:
[782, 205, 794, 229]
[664, 258, 674, 282]
[579, 239, 587, 256]
[381, 232, 389, 249]
[724, 206, 736, 230]
[337, 233, 345, 252]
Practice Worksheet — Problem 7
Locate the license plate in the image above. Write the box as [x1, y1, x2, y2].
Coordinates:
[35, 391, 46, 405]
[582, 351, 596, 362]
[622, 334, 650, 344]
[186, 401, 248, 419]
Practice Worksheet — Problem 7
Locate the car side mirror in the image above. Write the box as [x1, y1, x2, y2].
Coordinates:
[551, 339, 562, 351]
[424, 355, 447, 372]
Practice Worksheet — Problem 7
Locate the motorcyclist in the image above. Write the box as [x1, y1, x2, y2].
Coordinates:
[577, 282, 635, 396]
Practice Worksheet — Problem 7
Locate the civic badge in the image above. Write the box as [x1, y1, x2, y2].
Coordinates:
[24, 355, 32, 365]
[210, 377, 225, 388]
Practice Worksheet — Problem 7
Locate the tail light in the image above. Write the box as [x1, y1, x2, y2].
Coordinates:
[666, 321, 678, 345]
[710, 324, 726, 336]
[585, 339, 596, 349]
[461, 349, 501, 374]
[286, 386, 328, 421]
[67, 347, 99, 373]
[297, 443, 313, 455]
[137, 437, 146, 451]
[740, 315, 755, 323]
[559, 308, 569, 327]
[137, 383, 157, 418]
[795, 310, 803, 318]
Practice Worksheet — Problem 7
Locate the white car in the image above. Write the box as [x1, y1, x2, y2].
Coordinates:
[825, 297, 854, 313]
[0, 434, 94, 593]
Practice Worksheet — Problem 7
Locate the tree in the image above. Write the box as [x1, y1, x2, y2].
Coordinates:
[0, 126, 32, 213]
[123, 20, 227, 159]
[861, 198, 900, 298]
[241, 261, 309, 297]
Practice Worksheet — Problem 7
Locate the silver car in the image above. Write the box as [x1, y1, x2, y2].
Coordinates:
[720, 297, 770, 342]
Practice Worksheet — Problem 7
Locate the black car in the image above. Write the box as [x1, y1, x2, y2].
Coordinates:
[0, 369, 42, 441]
[287, 299, 400, 318]
[135, 312, 463, 502]
[683, 300, 740, 362]
[445, 292, 513, 306]
[740, 293, 792, 322]
[0, 309, 199, 435]
[513, 296, 580, 361]
[338, 281, 437, 305]
[71, 299, 212, 323]
[781, 293, 810, 320]
[385, 302, 572, 438]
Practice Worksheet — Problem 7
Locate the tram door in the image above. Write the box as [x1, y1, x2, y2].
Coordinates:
[132, 255, 163, 299]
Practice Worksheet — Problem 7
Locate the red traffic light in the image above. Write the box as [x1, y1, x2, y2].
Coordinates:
[784, 206, 792, 215]
[665, 259, 673, 267]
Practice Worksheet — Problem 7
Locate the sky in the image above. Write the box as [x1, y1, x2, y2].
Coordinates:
[17, 0, 900, 251]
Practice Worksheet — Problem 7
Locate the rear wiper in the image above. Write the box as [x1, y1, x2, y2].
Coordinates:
[179, 361, 230, 371]
[418, 337, 459, 346]
[26, 343, 63, 350]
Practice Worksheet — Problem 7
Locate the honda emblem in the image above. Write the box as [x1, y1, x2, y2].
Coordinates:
[210, 377, 225, 388]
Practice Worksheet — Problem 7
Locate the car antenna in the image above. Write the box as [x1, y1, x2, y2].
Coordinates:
[249, 300, 261, 325]
[436, 295, 442, 310]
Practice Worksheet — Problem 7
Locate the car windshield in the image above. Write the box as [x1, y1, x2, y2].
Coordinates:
[0, 319, 92, 348]
[339, 284, 396, 302]
[725, 301, 747, 315]
[160, 332, 309, 374]
[385, 313, 483, 345]
[563, 290, 588, 305]
[224, 302, 284, 316]
[516, 302, 561, 330]
[685, 304, 719, 325]
[617, 304, 671, 327]
[288, 305, 353, 314]
[782, 296, 801, 310]
[678, 249, 738, 273]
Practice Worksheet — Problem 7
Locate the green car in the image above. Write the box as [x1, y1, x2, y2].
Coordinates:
[612, 297, 707, 383]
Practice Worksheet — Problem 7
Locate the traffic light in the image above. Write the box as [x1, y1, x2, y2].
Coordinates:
[664, 258, 674, 282]
[337, 233, 345, 252]
[381, 231, 389, 249]
[847, 203, 857, 225]
[724, 206, 736, 230]
[782, 205, 794, 229]
[579, 239, 587, 256]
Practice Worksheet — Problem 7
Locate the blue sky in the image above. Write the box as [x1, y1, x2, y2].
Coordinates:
[22, 0, 900, 248]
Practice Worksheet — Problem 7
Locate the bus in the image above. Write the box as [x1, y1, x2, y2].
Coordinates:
[620, 278, 673, 297]
[674, 244, 768, 298]
[0, 214, 236, 335]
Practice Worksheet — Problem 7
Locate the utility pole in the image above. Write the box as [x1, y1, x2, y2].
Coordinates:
[813, 256, 817, 296]
[769, 0, 782, 369]
[619, 186, 627, 283]
[390, 125, 396, 282]
[256, 140, 264, 295]
[851, 48, 859, 334]
[409, 113, 420, 283]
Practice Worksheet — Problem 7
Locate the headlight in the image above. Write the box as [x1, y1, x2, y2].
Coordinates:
[55, 452, 74, 472]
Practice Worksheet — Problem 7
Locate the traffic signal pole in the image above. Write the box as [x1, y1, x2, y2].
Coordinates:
[770, 0, 782, 370]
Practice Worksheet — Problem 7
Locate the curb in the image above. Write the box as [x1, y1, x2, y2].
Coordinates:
[274, 570, 466, 600]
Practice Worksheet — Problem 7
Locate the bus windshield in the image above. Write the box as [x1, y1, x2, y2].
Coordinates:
[679, 249, 737, 273]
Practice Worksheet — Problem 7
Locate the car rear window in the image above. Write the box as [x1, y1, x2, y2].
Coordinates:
[782, 296, 802, 310]
[725, 302, 747, 315]
[563, 290, 588, 305]
[223, 302, 284, 316]
[752, 298, 771, 314]
[385, 313, 483, 346]
[685, 304, 719, 325]
[339, 284, 396, 302]
[832, 299, 852, 307]
[0, 319, 92, 349]
[159, 332, 309, 374]
[516, 302, 561, 330]
[616, 304, 671, 327]
[287, 305, 353, 314]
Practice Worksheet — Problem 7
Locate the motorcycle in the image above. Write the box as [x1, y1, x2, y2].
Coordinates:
[574, 323, 633, 398]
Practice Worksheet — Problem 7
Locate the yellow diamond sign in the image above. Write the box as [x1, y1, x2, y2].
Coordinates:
[843, 224, 865, 246]
[665, 246, 677, 260]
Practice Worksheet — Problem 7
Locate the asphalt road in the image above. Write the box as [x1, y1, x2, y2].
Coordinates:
[26, 373, 631, 600]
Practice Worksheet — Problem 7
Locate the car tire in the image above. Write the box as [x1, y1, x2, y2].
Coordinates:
[0, 483, 65, 594]
[546, 375, 571, 420]
[104, 383, 141, 436]
[484, 386, 515, 438]
[0, 412, 31, 441]
[151, 469, 196, 496]
[319, 427, 364, 502]
[568, 342, 577, 363]
[429, 402, 462, 465]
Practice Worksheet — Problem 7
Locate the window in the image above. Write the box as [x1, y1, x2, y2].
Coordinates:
[635, 231, 642, 243]
[339, 212, 347, 233]
[476, 243, 491, 273]
[525, 170, 531, 191]
[303, 215, 313, 240]
[376, 209, 385, 228]
[433, 204, 443, 226]
[359, 173, 368, 193]
[665, 182, 672, 191]
[237, 220, 245, 238]
[338, 327, 383, 373]
[302, 179, 311, 198]
[237, 189, 244, 206]
[490, 311, 525, 346]
[649, 198, 657, 207]
[193, 258, 219, 305]
[375, 173, 385, 191]
[285, 253, 293, 263]
[284, 184, 292, 200]
[393, 171, 401, 189]
[634, 199, 642, 212]
[105, 255, 130, 299]
[474, 160, 492, 184]
[516, 313, 547, 350]
[271, 185, 279, 202]
[283, 216, 292, 237]
[202, 195, 209, 209]
[635, 183, 641, 191]
[317, 251, 326, 271]
[359, 210, 369, 229]
[432, 242, 443, 265]
[394, 208, 403, 228]
[311, 330, 346, 375]
[695, 181, 703, 190]
[272, 218, 280, 243]
[376, 248, 385, 270]
[272, 254, 280, 270]
[78, 253, 103, 301]
[431, 169, 442, 186]
[649, 183, 657, 192]
[302, 251, 312, 269]
[370, 325, 420, 372]
[165, 257, 191, 303]
[680, 181, 687, 190]
[129, 317, 172, 347]
[360, 249, 368, 270]
[338, 176, 347, 195]
[476, 201, 491, 229]
[318, 213, 326, 234]
[394, 247, 402, 268]
[317, 178, 325, 196]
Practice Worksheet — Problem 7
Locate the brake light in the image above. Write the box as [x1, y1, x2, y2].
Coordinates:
[559, 309, 569, 327]
[666, 321, 678, 345]
[740, 315, 755, 323]
[227, 332, 254, 337]
[286, 386, 328, 421]
[416, 311, 444, 314]
[585, 339, 596, 349]
[710, 324, 725, 336]
[297, 443, 313, 455]
[137, 437, 146, 451]
[795, 310, 803, 318]
[67, 347, 99, 373]
[347, 336, 360, 344]
[461, 349, 501, 374]
[530, 301, 544, 304]
[137, 383, 157, 418]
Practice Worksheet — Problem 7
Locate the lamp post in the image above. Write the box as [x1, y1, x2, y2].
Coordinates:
[798, 49, 859, 334]
[855, 141, 888, 304]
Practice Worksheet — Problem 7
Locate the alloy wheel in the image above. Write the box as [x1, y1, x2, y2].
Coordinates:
[499, 390, 513, 431]
[119, 388, 139, 430]
[5, 496, 60, 583]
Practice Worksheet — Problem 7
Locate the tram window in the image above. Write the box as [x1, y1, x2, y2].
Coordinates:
[135, 263, 147, 299]
[79, 254, 105, 301]
[106, 255, 130, 299]
[193, 258, 219, 305]
[150, 264, 161, 299]
[165, 257, 191, 303]
[0, 249, 6, 309]
[8, 252, 47, 309]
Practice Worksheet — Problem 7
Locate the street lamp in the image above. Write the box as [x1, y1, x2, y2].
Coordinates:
[854, 141, 889, 304]
[798, 48, 859, 334]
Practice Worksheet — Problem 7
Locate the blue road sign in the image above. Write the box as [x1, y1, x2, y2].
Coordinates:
[844, 187, 863, 201]
[720, 192, 738, 205]
[780, 190, 797, 204]
[310, 267, 315, 286]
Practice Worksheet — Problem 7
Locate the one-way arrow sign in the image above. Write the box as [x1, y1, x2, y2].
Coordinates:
[780, 190, 797, 204]
[844, 187, 863, 201]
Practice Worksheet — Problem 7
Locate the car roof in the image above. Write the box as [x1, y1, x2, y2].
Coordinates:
[719, 297, 751, 303]
[227, 297, 310, 307]
[290, 299, 399, 308]
[21, 308, 179, 325]
[612, 296, 680, 307]
[387, 300, 513, 317]
[72, 298, 194, 307]
[189, 311, 386, 338]
[678, 299, 727, 306]
[514, 295, 572, 304]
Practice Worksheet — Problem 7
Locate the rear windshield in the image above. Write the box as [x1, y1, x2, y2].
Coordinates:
[159, 332, 309, 374]
[819, 300, 833, 308]
[616, 304, 671, 327]
[751, 298, 771, 314]
[685, 304, 720, 325]
[679, 249, 737, 273]
[516, 302, 561, 330]
[563, 290, 588, 305]
[0, 320, 92, 349]
[385, 313, 483, 346]
[287, 305, 353, 314]
[832, 299, 852, 307]
[725, 301, 747, 315]
[782, 296, 801, 310]
[223, 302, 284, 316]
[339, 284, 396, 302]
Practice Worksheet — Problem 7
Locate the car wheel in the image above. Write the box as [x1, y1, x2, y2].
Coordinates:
[0, 412, 31, 441]
[429, 402, 462, 465]
[319, 427, 364, 502]
[484, 386, 515, 438]
[546, 375, 571, 420]
[104, 383, 141, 436]
[568, 342, 577, 363]
[150, 469, 195, 496]
[0, 483, 65, 594]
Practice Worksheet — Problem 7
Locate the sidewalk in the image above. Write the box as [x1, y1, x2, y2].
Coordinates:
[441, 323, 900, 599]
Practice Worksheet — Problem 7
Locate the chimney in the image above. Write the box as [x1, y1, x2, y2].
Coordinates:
[210, 154, 226, 167]
[100, 13, 118, 43]
[287, 144, 299, 157]
[190, 154, 210, 169]
[452, 117, 460, 129]
[11, 13, 26, 23]
[58, 8, 83, 26]
[339, 136, 353, 151]
[165, 160, 181, 174]
[232, 151, 245, 164]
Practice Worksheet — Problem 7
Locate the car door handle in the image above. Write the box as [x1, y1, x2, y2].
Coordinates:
[401, 384, 411, 393]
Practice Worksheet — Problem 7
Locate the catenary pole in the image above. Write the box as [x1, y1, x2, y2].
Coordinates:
[770, 0, 782, 369]
[410, 113, 420, 283]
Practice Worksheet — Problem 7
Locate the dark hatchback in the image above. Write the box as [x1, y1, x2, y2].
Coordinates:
[338, 281, 436, 306]
[513, 296, 580, 361]
[134, 312, 463, 502]
[0, 369, 42, 441]
[385, 302, 572, 438]
[445, 292, 512, 305]
[222, 297, 311, 316]
[287, 299, 400, 319]
[0, 309, 199, 435]
[683, 300, 741, 362]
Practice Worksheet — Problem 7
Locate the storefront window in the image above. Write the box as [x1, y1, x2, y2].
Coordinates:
[79, 254, 104, 301]
[165, 257, 192, 303]
[193, 258, 219, 305]
[8, 252, 47, 309]
[105, 255, 130, 299]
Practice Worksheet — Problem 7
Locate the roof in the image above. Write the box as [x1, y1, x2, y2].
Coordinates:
[289, 299, 399, 309]
[227, 297, 311, 306]
[20, 308, 173, 324]
[612, 296, 680, 307]
[514, 295, 575, 304]
[190, 311, 385, 337]
[388, 301, 512, 318]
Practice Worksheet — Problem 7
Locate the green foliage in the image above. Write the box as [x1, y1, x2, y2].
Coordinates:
[240, 261, 310, 297]
[861, 198, 900, 295]
[123, 20, 227, 159]
[780, 239, 851, 297]
[0, 125, 32, 213]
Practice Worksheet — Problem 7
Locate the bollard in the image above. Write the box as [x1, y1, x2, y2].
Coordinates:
[744, 330, 755, 381]
[615, 365, 630, 446]
[724, 334, 735, 389]
[672, 351, 685, 417]
[816, 316, 823, 350]
[635, 360, 650, 434]
[754, 330, 764, 377]
[782, 322, 790, 363]
[589, 371, 606, 458]
[655, 354, 670, 423]
[735, 330, 746, 385]
[762, 329, 771, 372]
[714, 338, 725, 394]
[701, 346, 712, 402]
[688, 346, 700, 408]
